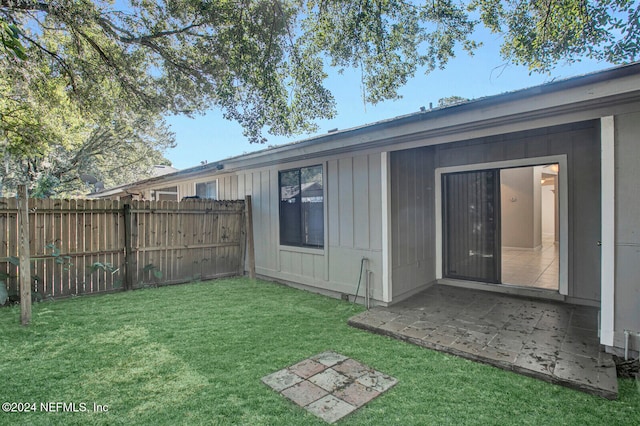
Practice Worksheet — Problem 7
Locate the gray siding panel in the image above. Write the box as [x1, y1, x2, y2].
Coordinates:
[239, 153, 383, 300]
[369, 153, 383, 251]
[353, 155, 370, 249]
[255, 171, 275, 272]
[338, 158, 355, 248]
[391, 146, 436, 299]
[302, 253, 315, 277]
[569, 130, 601, 300]
[391, 121, 601, 303]
[327, 159, 340, 245]
[614, 112, 640, 346]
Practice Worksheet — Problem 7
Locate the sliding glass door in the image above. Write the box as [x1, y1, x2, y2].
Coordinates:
[442, 170, 501, 283]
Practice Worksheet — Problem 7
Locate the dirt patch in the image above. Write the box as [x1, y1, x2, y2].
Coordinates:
[613, 355, 639, 378]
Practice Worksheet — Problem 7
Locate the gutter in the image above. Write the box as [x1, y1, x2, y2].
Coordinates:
[90, 61, 640, 197]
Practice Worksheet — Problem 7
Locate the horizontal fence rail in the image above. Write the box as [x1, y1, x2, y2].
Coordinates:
[0, 198, 245, 302]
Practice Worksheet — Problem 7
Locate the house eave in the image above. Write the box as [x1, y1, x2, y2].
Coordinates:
[90, 61, 640, 196]
[217, 62, 640, 171]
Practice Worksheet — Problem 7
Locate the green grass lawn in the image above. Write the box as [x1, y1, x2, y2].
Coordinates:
[0, 278, 638, 425]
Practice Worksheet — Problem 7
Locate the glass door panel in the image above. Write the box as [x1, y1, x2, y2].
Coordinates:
[442, 170, 501, 283]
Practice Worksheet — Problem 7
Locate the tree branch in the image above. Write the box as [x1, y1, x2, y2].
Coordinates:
[0, 0, 49, 13]
[20, 32, 78, 92]
[95, 14, 206, 44]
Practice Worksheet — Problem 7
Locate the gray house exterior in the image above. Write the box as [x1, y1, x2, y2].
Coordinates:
[92, 63, 640, 356]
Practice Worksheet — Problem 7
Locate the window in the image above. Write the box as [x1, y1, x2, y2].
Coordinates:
[279, 165, 324, 248]
[196, 180, 218, 199]
[153, 186, 178, 201]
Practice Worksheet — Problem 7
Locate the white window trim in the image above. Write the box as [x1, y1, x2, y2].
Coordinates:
[275, 162, 327, 256]
[152, 189, 179, 201]
[600, 116, 615, 346]
[194, 179, 219, 199]
[381, 152, 392, 303]
[435, 155, 569, 296]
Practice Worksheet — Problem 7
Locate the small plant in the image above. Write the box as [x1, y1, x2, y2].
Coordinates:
[138, 264, 164, 288]
[89, 262, 123, 289]
[0, 280, 8, 306]
[1, 262, 19, 305]
[143, 263, 163, 280]
[6, 256, 19, 266]
[45, 243, 72, 270]
[89, 262, 119, 274]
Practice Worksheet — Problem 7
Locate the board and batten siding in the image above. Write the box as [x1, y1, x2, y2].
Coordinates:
[390, 146, 436, 300]
[613, 111, 640, 350]
[390, 121, 601, 304]
[236, 153, 384, 300]
[327, 154, 383, 299]
[134, 175, 238, 201]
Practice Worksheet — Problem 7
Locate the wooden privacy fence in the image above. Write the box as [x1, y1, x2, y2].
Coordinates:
[0, 198, 246, 301]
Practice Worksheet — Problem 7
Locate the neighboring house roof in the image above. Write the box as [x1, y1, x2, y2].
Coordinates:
[152, 165, 179, 177]
[89, 61, 640, 198]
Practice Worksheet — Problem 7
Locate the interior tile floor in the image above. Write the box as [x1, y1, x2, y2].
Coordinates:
[348, 284, 618, 399]
[502, 236, 559, 289]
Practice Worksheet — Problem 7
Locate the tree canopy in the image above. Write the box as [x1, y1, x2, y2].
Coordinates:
[1, 1, 638, 194]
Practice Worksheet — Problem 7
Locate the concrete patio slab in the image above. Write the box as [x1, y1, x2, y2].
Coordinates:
[262, 351, 398, 423]
[348, 284, 618, 399]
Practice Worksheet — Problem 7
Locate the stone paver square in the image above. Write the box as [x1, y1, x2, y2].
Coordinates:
[356, 370, 398, 392]
[306, 395, 356, 424]
[334, 382, 380, 407]
[261, 368, 304, 392]
[308, 368, 351, 392]
[312, 351, 349, 367]
[289, 358, 327, 379]
[263, 351, 398, 422]
[281, 380, 328, 407]
[333, 358, 370, 379]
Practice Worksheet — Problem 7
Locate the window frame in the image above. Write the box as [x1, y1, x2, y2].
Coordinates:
[195, 179, 218, 199]
[152, 186, 178, 201]
[278, 164, 325, 250]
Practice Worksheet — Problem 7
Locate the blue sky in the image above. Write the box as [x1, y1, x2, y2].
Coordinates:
[164, 30, 613, 170]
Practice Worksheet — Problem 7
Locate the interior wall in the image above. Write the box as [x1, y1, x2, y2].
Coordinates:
[501, 167, 537, 249]
[542, 180, 556, 237]
[533, 166, 543, 248]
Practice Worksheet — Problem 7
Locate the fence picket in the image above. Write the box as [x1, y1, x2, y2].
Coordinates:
[0, 198, 245, 302]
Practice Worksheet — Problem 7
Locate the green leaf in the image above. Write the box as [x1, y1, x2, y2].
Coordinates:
[143, 264, 156, 273]
[90, 262, 105, 272]
[0, 282, 8, 305]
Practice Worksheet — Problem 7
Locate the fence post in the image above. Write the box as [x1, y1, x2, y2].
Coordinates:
[245, 195, 256, 279]
[238, 201, 247, 276]
[123, 203, 137, 290]
[17, 185, 31, 325]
